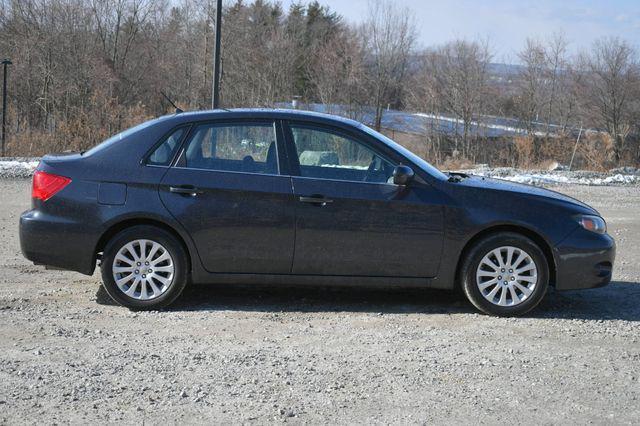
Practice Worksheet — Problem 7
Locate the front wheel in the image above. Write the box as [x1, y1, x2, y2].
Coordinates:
[100, 225, 189, 310]
[460, 232, 549, 316]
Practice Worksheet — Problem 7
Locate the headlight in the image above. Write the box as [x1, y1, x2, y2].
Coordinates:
[577, 215, 607, 234]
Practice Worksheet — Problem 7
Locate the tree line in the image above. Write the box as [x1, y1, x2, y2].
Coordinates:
[0, 0, 639, 168]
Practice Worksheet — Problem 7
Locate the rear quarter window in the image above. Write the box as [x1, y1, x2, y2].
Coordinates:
[146, 127, 188, 166]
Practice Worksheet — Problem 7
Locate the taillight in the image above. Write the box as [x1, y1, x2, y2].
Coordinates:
[32, 171, 71, 202]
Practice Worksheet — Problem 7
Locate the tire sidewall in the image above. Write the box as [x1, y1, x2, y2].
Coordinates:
[461, 233, 549, 316]
[100, 226, 188, 310]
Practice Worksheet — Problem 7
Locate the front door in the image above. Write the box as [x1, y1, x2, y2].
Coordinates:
[285, 122, 444, 277]
[159, 120, 295, 274]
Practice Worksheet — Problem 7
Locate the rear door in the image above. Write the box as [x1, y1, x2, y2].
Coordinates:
[284, 121, 444, 277]
[159, 120, 295, 274]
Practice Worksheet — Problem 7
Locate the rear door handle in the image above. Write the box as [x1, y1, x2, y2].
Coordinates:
[299, 195, 333, 206]
[169, 185, 203, 196]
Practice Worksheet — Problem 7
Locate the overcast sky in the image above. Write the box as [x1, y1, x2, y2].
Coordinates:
[279, 0, 640, 62]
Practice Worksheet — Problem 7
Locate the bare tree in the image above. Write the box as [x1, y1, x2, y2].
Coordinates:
[221, 1, 297, 107]
[423, 39, 492, 158]
[360, 0, 415, 131]
[405, 68, 446, 165]
[515, 38, 548, 133]
[577, 37, 640, 161]
[307, 28, 368, 120]
[514, 34, 575, 135]
[91, 0, 153, 72]
[543, 33, 571, 133]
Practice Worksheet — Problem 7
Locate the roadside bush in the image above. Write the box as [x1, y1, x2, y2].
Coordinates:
[420, 132, 640, 170]
[576, 133, 616, 171]
[513, 136, 535, 168]
[6, 93, 151, 156]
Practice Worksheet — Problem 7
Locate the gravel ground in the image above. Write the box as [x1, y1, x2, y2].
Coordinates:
[0, 179, 639, 424]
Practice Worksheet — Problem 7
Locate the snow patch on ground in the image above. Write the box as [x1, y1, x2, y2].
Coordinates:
[414, 112, 551, 137]
[456, 166, 640, 186]
[0, 158, 40, 179]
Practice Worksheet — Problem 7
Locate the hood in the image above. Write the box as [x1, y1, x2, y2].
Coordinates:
[456, 175, 599, 215]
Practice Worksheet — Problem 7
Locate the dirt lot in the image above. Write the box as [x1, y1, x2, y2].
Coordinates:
[1, 179, 639, 424]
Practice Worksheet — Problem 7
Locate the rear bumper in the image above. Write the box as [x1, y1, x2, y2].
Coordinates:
[553, 227, 615, 290]
[20, 209, 97, 275]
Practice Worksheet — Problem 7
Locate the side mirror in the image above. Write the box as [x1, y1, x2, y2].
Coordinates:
[393, 165, 414, 186]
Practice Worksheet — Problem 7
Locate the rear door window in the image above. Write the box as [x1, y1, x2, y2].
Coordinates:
[181, 122, 279, 175]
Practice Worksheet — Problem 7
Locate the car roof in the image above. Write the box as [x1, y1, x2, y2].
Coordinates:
[164, 108, 364, 128]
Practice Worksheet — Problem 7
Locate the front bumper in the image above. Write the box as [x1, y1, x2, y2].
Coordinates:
[553, 226, 615, 290]
[20, 209, 97, 275]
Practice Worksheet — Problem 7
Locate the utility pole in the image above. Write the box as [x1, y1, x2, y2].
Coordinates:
[1, 59, 11, 157]
[568, 126, 583, 171]
[211, 0, 222, 109]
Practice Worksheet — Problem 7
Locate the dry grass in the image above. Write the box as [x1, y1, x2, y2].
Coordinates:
[5, 93, 151, 157]
[439, 156, 475, 170]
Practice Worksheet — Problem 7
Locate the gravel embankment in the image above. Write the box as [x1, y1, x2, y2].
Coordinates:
[0, 180, 639, 424]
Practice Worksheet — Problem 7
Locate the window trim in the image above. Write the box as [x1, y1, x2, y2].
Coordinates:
[283, 120, 398, 184]
[141, 124, 192, 168]
[171, 165, 284, 178]
[291, 174, 399, 187]
[173, 119, 283, 175]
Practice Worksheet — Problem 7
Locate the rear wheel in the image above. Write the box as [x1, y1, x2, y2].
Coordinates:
[460, 232, 549, 316]
[100, 226, 188, 310]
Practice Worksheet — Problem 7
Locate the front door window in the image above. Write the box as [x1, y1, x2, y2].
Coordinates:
[290, 125, 395, 183]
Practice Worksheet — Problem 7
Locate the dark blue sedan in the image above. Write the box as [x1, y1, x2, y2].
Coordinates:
[19, 109, 615, 316]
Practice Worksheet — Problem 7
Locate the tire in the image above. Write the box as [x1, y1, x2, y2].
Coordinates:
[100, 225, 189, 310]
[460, 232, 549, 316]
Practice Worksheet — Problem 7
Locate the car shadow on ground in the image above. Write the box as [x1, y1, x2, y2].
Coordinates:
[96, 281, 640, 321]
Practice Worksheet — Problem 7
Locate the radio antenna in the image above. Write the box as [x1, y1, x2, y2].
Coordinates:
[160, 91, 183, 114]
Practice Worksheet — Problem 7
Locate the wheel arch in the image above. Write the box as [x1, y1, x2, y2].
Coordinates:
[95, 217, 194, 273]
[454, 224, 557, 289]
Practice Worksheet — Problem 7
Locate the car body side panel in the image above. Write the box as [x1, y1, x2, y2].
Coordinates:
[429, 177, 605, 289]
[291, 178, 445, 277]
[159, 168, 296, 274]
[187, 273, 439, 288]
[20, 158, 205, 276]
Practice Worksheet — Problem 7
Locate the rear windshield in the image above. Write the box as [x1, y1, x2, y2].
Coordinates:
[83, 116, 169, 156]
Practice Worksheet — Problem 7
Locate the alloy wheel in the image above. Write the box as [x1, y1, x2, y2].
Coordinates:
[475, 246, 538, 307]
[112, 239, 175, 300]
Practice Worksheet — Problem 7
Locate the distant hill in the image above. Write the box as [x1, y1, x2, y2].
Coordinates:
[487, 62, 525, 77]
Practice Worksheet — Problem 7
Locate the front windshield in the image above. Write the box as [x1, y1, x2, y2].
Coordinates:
[358, 124, 449, 181]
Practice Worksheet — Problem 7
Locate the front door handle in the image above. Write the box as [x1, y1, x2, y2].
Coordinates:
[299, 195, 333, 206]
[169, 185, 203, 196]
